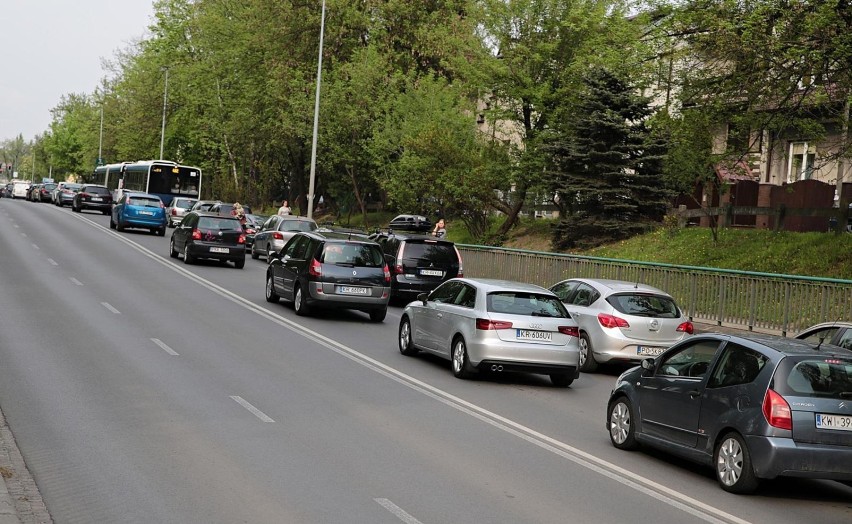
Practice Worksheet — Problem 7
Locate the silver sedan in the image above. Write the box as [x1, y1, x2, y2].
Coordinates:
[398, 278, 581, 387]
[549, 278, 693, 372]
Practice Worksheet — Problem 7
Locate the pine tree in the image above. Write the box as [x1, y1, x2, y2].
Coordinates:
[547, 67, 671, 250]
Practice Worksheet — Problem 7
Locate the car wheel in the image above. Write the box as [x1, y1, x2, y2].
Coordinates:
[265, 274, 280, 303]
[157, 227, 166, 237]
[715, 432, 760, 494]
[72, 203, 80, 212]
[294, 285, 310, 316]
[398, 317, 418, 356]
[579, 332, 599, 372]
[451, 336, 475, 379]
[116, 221, 125, 232]
[251, 243, 259, 259]
[169, 237, 178, 258]
[234, 258, 245, 269]
[608, 397, 638, 450]
[369, 308, 387, 322]
[183, 245, 194, 264]
[550, 373, 574, 388]
[109, 216, 116, 229]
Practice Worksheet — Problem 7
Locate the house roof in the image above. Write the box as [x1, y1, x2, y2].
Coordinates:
[715, 161, 756, 182]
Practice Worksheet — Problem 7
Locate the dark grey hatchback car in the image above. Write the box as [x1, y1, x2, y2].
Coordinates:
[606, 332, 852, 493]
[169, 211, 246, 268]
[265, 231, 391, 322]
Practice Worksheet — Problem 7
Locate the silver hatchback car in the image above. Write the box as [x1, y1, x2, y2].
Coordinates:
[549, 278, 693, 372]
[399, 278, 581, 387]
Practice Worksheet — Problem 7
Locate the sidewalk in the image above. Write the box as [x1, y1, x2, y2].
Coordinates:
[0, 407, 51, 524]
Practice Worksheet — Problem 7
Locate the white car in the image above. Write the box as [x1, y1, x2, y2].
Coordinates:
[11, 182, 30, 199]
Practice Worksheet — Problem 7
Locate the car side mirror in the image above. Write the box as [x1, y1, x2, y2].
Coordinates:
[641, 358, 655, 375]
[417, 292, 428, 305]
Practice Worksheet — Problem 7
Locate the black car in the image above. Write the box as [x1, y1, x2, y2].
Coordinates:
[35, 182, 56, 202]
[606, 332, 852, 493]
[169, 211, 246, 269]
[369, 230, 463, 302]
[265, 231, 391, 321]
[72, 184, 113, 214]
[1, 183, 12, 198]
[388, 214, 432, 232]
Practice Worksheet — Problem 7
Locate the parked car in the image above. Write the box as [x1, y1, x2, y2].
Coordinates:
[165, 197, 198, 227]
[51, 182, 69, 204]
[34, 182, 56, 202]
[606, 332, 852, 493]
[243, 213, 268, 250]
[388, 214, 433, 233]
[26, 183, 41, 201]
[0, 183, 12, 198]
[110, 192, 167, 236]
[264, 231, 390, 321]
[549, 278, 693, 372]
[169, 211, 246, 268]
[208, 202, 252, 217]
[369, 230, 463, 302]
[55, 183, 82, 207]
[72, 184, 112, 214]
[251, 215, 318, 262]
[795, 321, 852, 350]
[11, 182, 30, 199]
[398, 278, 581, 386]
[189, 200, 221, 212]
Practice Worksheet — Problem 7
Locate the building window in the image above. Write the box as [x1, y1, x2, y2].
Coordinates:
[787, 141, 815, 182]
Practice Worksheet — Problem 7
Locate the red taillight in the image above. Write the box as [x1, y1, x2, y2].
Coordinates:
[558, 326, 580, 337]
[677, 321, 694, 334]
[191, 228, 201, 240]
[171, 209, 178, 216]
[476, 318, 513, 330]
[80, 192, 90, 198]
[246, 228, 255, 234]
[598, 313, 629, 329]
[238, 234, 245, 244]
[763, 389, 792, 430]
[272, 231, 284, 240]
[309, 258, 322, 277]
[383, 264, 391, 283]
[394, 263, 404, 274]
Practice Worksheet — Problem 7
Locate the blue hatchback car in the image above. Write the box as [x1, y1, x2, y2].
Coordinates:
[606, 332, 852, 493]
[110, 192, 167, 236]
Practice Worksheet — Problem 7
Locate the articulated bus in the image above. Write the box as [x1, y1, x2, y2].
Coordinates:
[90, 160, 202, 206]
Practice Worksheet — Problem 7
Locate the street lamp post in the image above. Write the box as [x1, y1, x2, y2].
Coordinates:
[98, 105, 104, 166]
[160, 68, 169, 160]
[307, 0, 326, 219]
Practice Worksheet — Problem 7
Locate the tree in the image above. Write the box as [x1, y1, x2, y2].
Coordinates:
[547, 66, 671, 249]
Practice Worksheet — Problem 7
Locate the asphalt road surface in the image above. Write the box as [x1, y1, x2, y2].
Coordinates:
[0, 198, 850, 524]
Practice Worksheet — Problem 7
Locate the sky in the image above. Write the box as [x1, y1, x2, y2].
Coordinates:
[1, 0, 155, 142]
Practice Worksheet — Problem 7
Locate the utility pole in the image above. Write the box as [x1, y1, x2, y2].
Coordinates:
[307, 0, 326, 219]
[160, 67, 169, 160]
[98, 105, 104, 166]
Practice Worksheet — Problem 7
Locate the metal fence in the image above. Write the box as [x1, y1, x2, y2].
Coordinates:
[457, 244, 852, 336]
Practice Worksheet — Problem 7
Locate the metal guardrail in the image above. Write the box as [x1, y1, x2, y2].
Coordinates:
[457, 244, 852, 337]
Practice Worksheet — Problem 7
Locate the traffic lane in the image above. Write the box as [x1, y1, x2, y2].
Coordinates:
[14, 201, 852, 522]
[0, 205, 717, 524]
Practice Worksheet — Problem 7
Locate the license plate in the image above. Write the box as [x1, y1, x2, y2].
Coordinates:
[637, 346, 666, 357]
[337, 286, 369, 295]
[140, 211, 154, 215]
[816, 413, 852, 431]
[210, 247, 229, 253]
[90, 197, 102, 202]
[516, 329, 552, 342]
[420, 269, 443, 277]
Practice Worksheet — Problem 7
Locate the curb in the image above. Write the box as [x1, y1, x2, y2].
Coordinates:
[0, 407, 51, 524]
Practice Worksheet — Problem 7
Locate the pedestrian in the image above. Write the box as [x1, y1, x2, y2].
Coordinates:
[432, 218, 446, 238]
[232, 202, 247, 226]
[277, 199, 291, 216]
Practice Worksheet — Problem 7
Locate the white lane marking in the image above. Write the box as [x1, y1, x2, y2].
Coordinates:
[13, 224, 18, 228]
[69, 277, 83, 286]
[151, 338, 179, 356]
[63, 209, 750, 524]
[229, 396, 275, 423]
[47, 258, 58, 266]
[101, 302, 121, 314]
[31, 243, 39, 250]
[375, 499, 423, 524]
[20, 232, 26, 237]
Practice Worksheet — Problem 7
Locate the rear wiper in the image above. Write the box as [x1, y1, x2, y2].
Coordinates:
[839, 391, 852, 399]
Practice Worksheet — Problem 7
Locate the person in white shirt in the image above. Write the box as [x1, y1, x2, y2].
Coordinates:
[277, 200, 291, 216]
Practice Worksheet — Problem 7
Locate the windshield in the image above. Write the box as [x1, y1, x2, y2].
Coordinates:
[607, 293, 680, 318]
[281, 220, 317, 232]
[320, 243, 383, 267]
[487, 292, 570, 318]
[128, 197, 161, 207]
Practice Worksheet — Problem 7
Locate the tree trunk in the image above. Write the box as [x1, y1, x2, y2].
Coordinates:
[347, 166, 368, 227]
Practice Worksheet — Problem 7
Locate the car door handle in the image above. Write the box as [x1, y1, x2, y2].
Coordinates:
[688, 389, 701, 399]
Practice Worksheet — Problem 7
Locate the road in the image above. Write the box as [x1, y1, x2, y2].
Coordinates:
[0, 198, 850, 524]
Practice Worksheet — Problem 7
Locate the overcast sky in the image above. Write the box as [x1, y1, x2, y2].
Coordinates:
[1, 0, 154, 143]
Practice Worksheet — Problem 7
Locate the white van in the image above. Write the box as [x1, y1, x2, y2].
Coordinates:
[12, 182, 30, 199]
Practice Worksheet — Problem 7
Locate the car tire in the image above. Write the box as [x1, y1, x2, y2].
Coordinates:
[116, 220, 125, 232]
[715, 432, 760, 494]
[251, 244, 259, 259]
[265, 274, 280, 303]
[451, 336, 475, 379]
[169, 237, 178, 258]
[398, 317, 418, 356]
[294, 285, 310, 316]
[550, 373, 574, 388]
[183, 245, 194, 264]
[234, 258, 245, 269]
[608, 397, 638, 450]
[72, 203, 80, 212]
[109, 216, 116, 229]
[157, 227, 166, 237]
[579, 332, 599, 372]
[369, 308, 387, 322]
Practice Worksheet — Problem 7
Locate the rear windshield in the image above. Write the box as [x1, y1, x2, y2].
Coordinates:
[198, 217, 242, 231]
[174, 199, 196, 209]
[84, 186, 110, 195]
[128, 197, 161, 207]
[402, 241, 457, 264]
[774, 357, 852, 399]
[65, 184, 82, 191]
[487, 292, 570, 318]
[607, 293, 680, 318]
[281, 220, 317, 232]
[43, 183, 57, 190]
[320, 242, 383, 267]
